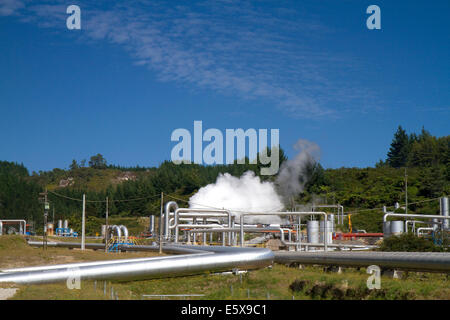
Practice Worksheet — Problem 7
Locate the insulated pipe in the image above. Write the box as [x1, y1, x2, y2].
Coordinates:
[384, 213, 450, 233]
[164, 201, 178, 240]
[383, 213, 450, 222]
[417, 227, 434, 236]
[109, 225, 122, 238]
[0, 220, 26, 235]
[0, 245, 274, 285]
[149, 215, 155, 233]
[405, 220, 441, 233]
[0, 221, 2, 236]
[274, 251, 450, 273]
[441, 197, 449, 229]
[119, 225, 128, 241]
[171, 208, 232, 244]
[240, 212, 328, 251]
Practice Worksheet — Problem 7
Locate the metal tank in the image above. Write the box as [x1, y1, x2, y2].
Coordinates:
[319, 220, 333, 244]
[307, 220, 319, 244]
[440, 197, 449, 230]
[58, 220, 63, 229]
[63, 220, 69, 229]
[47, 223, 54, 236]
[390, 221, 404, 235]
[383, 221, 391, 238]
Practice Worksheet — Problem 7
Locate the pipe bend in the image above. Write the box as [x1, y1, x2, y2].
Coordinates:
[109, 225, 122, 238]
[119, 225, 129, 241]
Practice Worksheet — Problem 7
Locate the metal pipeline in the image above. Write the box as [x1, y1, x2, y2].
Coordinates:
[0, 219, 27, 234]
[405, 220, 441, 233]
[164, 201, 178, 240]
[109, 225, 122, 238]
[384, 213, 450, 223]
[0, 221, 2, 236]
[0, 244, 274, 285]
[119, 225, 129, 241]
[417, 227, 434, 236]
[240, 212, 328, 251]
[274, 251, 450, 273]
[171, 208, 233, 244]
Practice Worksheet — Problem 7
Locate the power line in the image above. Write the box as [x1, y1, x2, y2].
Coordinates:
[47, 190, 161, 203]
[165, 194, 284, 214]
[346, 196, 444, 215]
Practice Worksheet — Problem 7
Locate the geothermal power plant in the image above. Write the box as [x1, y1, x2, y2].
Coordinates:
[0, 196, 449, 285]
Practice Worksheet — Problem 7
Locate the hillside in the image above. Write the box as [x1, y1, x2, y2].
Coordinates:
[0, 127, 448, 235]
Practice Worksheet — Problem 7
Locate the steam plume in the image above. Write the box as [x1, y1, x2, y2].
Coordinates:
[275, 139, 320, 203]
[189, 171, 284, 224]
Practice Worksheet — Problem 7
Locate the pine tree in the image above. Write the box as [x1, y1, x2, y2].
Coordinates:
[387, 126, 410, 168]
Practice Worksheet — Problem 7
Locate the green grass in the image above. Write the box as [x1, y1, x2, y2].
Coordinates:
[1, 235, 449, 300]
[6, 264, 450, 300]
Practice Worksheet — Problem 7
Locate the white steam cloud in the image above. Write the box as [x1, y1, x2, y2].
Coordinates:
[189, 171, 284, 224]
[188, 139, 320, 224]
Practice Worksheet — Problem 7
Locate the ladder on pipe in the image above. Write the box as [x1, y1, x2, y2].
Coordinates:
[107, 236, 136, 253]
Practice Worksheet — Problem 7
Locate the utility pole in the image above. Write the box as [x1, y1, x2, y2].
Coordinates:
[39, 189, 49, 250]
[159, 192, 163, 254]
[105, 196, 109, 252]
[81, 193, 86, 251]
[405, 167, 408, 214]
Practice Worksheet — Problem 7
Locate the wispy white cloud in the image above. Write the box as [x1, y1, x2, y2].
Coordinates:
[0, 0, 24, 16]
[3, 0, 374, 118]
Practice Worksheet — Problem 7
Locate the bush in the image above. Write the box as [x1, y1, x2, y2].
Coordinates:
[378, 233, 444, 252]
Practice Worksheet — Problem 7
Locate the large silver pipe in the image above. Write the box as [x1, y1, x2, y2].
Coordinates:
[1, 250, 210, 273]
[0, 245, 274, 285]
[274, 251, 450, 272]
[0, 221, 2, 236]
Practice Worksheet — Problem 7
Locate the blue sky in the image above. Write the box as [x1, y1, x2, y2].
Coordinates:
[0, 0, 448, 173]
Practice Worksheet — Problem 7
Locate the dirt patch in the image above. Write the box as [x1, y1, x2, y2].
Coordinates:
[0, 288, 18, 300]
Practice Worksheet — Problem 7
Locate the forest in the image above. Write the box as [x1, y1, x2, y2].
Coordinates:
[0, 126, 448, 234]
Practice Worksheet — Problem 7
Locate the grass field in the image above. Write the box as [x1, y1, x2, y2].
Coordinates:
[0, 236, 449, 300]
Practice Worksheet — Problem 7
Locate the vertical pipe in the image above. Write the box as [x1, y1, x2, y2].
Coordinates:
[441, 197, 449, 230]
[228, 214, 232, 246]
[159, 192, 163, 254]
[105, 196, 109, 252]
[203, 218, 207, 244]
[323, 214, 328, 252]
[240, 215, 244, 247]
[193, 218, 197, 243]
